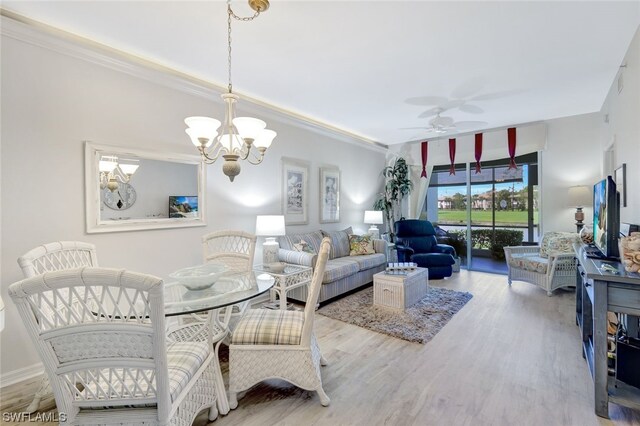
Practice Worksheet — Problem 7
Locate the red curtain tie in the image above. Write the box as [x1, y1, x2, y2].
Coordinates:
[449, 139, 456, 175]
[421, 141, 428, 178]
[474, 133, 483, 174]
[508, 127, 517, 169]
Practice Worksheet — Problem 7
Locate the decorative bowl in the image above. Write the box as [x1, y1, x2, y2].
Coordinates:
[169, 263, 228, 291]
[265, 262, 287, 273]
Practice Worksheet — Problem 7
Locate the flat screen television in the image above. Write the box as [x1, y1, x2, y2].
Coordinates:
[592, 176, 619, 259]
[169, 196, 198, 218]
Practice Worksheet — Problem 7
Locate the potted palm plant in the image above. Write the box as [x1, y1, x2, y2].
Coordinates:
[373, 157, 413, 242]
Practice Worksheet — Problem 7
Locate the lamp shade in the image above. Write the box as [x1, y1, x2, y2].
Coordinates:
[568, 185, 591, 207]
[255, 215, 286, 236]
[119, 163, 139, 176]
[364, 210, 383, 225]
[232, 117, 266, 140]
[253, 129, 277, 149]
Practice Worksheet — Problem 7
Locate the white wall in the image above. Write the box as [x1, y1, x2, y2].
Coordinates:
[0, 33, 385, 378]
[600, 27, 640, 226]
[539, 113, 602, 233]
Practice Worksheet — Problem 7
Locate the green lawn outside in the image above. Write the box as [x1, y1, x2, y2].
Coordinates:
[437, 209, 538, 226]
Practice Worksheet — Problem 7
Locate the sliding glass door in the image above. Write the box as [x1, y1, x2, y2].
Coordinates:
[422, 153, 539, 274]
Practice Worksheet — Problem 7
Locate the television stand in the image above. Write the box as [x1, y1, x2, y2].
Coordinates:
[575, 245, 640, 418]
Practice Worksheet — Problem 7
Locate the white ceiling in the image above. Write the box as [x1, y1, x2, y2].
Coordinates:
[3, 1, 639, 146]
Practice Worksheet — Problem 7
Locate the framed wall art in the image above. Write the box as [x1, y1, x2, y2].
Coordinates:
[282, 157, 309, 225]
[319, 166, 340, 223]
[615, 163, 627, 207]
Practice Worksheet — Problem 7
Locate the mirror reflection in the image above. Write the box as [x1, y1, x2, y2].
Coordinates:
[85, 142, 206, 233]
[99, 157, 199, 221]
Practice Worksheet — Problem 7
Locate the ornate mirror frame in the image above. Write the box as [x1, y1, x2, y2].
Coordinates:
[85, 142, 207, 233]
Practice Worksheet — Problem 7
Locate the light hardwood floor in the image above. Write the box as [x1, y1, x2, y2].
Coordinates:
[2, 270, 640, 425]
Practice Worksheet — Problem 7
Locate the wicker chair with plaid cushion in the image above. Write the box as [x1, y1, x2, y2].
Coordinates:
[17, 241, 99, 414]
[504, 232, 582, 296]
[9, 267, 219, 425]
[229, 237, 332, 407]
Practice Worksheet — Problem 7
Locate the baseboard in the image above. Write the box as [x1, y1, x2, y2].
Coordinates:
[0, 362, 44, 389]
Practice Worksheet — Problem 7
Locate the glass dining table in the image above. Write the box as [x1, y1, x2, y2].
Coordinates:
[163, 270, 275, 416]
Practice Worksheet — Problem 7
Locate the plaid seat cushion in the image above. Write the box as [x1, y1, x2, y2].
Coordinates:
[231, 309, 304, 346]
[77, 341, 210, 406]
[166, 341, 210, 402]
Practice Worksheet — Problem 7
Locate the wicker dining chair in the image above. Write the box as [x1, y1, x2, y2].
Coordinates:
[165, 230, 257, 416]
[228, 237, 332, 408]
[9, 267, 218, 425]
[17, 241, 98, 413]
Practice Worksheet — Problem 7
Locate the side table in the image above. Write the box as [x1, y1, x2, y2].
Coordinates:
[254, 264, 313, 310]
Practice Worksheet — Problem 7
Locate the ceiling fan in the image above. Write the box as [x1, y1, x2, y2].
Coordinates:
[401, 108, 487, 136]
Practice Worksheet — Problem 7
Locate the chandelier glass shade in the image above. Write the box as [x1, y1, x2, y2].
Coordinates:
[185, 0, 275, 182]
[98, 155, 139, 192]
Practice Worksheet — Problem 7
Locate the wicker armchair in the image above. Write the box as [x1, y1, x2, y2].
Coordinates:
[228, 237, 332, 408]
[9, 267, 218, 425]
[17, 241, 98, 413]
[504, 232, 582, 296]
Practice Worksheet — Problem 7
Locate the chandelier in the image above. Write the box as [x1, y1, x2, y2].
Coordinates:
[184, 0, 276, 182]
[99, 155, 139, 192]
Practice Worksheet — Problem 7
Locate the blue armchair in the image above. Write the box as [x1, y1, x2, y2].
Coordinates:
[394, 220, 456, 279]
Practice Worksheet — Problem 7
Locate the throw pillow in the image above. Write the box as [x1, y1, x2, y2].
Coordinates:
[321, 227, 353, 259]
[293, 239, 316, 254]
[349, 234, 375, 256]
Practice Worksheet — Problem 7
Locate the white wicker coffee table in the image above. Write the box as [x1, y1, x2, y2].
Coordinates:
[373, 268, 429, 310]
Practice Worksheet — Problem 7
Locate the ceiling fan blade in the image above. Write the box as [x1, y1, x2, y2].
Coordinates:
[453, 120, 488, 129]
[405, 96, 448, 106]
[399, 126, 432, 130]
[458, 104, 484, 114]
[417, 107, 442, 119]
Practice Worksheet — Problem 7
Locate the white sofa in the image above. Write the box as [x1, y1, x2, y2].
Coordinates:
[278, 228, 387, 304]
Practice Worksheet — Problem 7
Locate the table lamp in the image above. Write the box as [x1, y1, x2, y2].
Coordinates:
[255, 215, 286, 265]
[364, 210, 383, 239]
[568, 185, 591, 232]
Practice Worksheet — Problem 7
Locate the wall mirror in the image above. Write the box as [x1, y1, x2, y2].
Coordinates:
[85, 142, 206, 233]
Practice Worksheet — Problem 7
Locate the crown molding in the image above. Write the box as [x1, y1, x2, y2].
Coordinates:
[0, 9, 388, 154]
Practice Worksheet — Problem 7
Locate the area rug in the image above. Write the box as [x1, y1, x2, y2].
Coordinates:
[317, 286, 473, 344]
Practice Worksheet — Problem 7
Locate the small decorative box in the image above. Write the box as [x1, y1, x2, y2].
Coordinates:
[385, 262, 418, 275]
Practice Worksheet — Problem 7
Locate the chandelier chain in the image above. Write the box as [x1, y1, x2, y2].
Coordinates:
[226, 1, 261, 94]
[227, 5, 233, 93]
